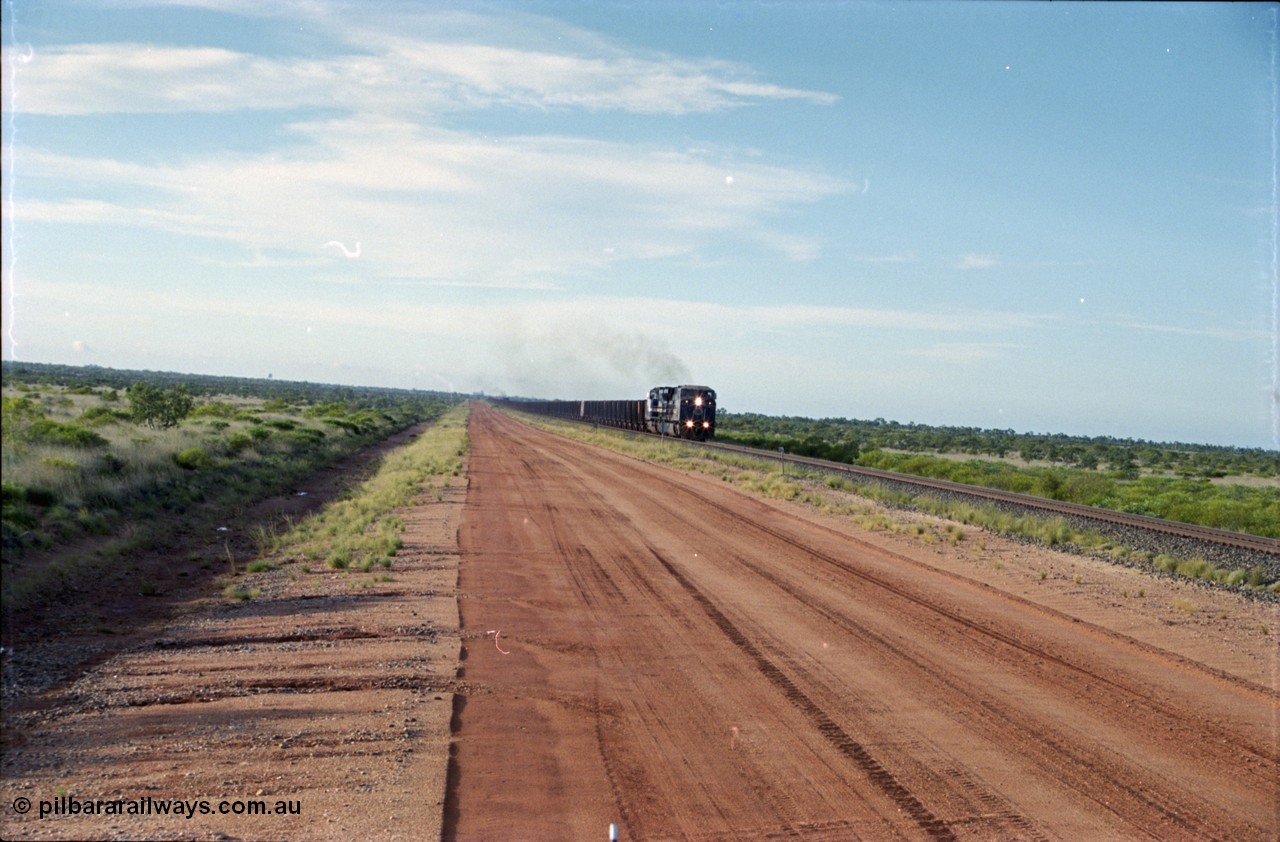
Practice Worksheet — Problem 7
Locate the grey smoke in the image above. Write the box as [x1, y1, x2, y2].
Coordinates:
[493, 320, 692, 399]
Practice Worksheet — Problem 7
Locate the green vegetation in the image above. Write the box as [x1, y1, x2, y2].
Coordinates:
[127, 382, 195, 429]
[173, 446, 214, 470]
[717, 413, 1280, 539]
[719, 412, 1278, 478]
[2, 361, 463, 613]
[506, 407, 1278, 594]
[265, 403, 469, 578]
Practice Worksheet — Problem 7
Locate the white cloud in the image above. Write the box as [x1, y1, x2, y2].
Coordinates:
[6, 44, 339, 115]
[3, 4, 847, 287]
[713, 302, 1042, 334]
[904, 342, 1026, 363]
[21, 279, 1043, 346]
[1116, 320, 1260, 342]
[857, 253, 916, 264]
[3, 196, 207, 229]
[958, 254, 998, 270]
[10, 120, 845, 280]
[5, 21, 836, 118]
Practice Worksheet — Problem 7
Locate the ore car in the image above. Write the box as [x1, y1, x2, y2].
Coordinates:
[496, 385, 716, 441]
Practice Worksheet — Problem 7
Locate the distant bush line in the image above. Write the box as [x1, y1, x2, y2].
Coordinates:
[717, 414, 1280, 540]
[1, 362, 464, 614]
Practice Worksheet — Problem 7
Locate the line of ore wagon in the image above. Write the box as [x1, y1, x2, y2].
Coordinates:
[494, 384, 717, 441]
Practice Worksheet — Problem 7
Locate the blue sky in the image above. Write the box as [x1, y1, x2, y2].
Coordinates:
[3, 1, 1277, 448]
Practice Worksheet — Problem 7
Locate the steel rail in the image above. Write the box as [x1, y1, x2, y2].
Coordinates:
[696, 439, 1280, 557]
[498, 405, 1279, 557]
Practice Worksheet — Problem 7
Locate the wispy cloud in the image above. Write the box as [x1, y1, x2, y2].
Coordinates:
[7, 23, 837, 118]
[4, 2, 847, 284]
[905, 342, 1026, 363]
[958, 254, 998, 270]
[723, 302, 1042, 334]
[1116, 320, 1261, 342]
[1, 196, 206, 228]
[22, 279, 1045, 343]
[9, 119, 845, 279]
[856, 253, 916, 264]
[7, 44, 334, 115]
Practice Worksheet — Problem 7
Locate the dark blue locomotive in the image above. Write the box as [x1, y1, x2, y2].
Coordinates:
[646, 385, 716, 439]
[495, 385, 717, 441]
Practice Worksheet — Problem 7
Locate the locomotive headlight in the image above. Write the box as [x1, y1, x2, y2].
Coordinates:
[694, 396, 703, 407]
[685, 420, 694, 428]
[702, 421, 710, 428]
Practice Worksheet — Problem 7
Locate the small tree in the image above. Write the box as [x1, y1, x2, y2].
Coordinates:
[128, 383, 194, 429]
[1, 396, 42, 448]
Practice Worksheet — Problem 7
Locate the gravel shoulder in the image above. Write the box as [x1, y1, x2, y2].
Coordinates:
[1, 429, 467, 841]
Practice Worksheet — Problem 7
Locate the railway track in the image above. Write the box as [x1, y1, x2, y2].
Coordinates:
[700, 439, 1280, 557]
[503, 406, 1279, 559]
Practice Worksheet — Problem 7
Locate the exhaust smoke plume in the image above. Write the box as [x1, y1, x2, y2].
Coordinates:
[492, 319, 692, 399]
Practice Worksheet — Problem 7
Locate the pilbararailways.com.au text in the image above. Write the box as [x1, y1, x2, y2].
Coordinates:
[17, 795, 301, 820]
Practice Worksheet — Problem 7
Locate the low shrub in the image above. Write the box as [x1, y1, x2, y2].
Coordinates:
[173, 447, 214, 470]
[27, 419, 108, 448]
[192, 401, 236, 418]
[223, 583, 260, 601]
[323, 418, 361, 433]
[326, 547, 351, 569]
[283, 428, 326, 446]
[225, 431, 254, 454]
[79, 405, 130, 426]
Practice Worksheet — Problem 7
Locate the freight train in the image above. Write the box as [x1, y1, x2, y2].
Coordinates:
[495, 385, 717, 441]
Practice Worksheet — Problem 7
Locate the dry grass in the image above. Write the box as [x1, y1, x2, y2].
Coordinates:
[269, 404, 469, 578]
[506, 408, 1278, 593]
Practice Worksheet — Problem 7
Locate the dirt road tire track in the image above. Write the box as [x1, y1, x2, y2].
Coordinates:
[447, 404, 1278, 840]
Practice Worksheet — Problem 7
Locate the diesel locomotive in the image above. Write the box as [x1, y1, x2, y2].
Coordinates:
[495, 385, 717, 441]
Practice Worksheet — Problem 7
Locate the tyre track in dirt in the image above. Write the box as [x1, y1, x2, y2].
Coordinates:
[448, 405, 1278, 840]
[644, 543, 957, 840]
[600, 455, 1278, 788]
[545, 426, 1276, 838]
[725, 524, 1280, 818]
[452, 408, 907, 840]
[549, 448, 1056, 840]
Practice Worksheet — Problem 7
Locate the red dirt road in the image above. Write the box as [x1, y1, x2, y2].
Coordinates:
[449, 404, 1278, 840]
